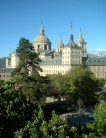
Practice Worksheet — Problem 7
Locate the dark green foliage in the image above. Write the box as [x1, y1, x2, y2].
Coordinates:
[47, 74, 71, 102]
[11, 37, 49, 105]
[15, 107, 75, 138]
[0, 37, 51, 137]
[76, 101, 106, 138]
[12, 74, 49, 105]
[14, 99, 106, 137]
[0, 80, 36, 138]
[97, 78, 105, 90]
[94, 101, 106, 136]
[47, 65, 99, 108]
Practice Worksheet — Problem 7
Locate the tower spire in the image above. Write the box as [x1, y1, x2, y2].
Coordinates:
[60, 34, 63, 43]
[79, 27, 83, 39]
[41, 20, 43, 28]
[69, 22, 75, 47]
[70, 22, 72, 33]
[80, 27, 82, 33]
[40, 21, 44, 35]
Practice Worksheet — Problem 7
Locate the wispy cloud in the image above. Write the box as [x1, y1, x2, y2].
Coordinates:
[88, 49, 106, 56]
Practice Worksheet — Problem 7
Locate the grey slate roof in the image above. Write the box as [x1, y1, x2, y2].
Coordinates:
[84, 57, 106, 66]
[40, 57, 62, 65]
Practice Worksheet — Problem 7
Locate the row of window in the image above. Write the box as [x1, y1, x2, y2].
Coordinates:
[43, 70, 67, 74]
[91, 69, 106, 72]
[0, 68, 11, 71]
[90, 66, 106, 69]
[95, 73, 106, 78]
[62, 51, 81, 55]
[62, 61, 81, 64]
[42, 70, 106, 78]
[62, 56, 81, 59]
[43, 65, 70, 68]
[0, 74, 11, 78]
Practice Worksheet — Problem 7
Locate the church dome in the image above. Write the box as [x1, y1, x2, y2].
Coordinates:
[35, 34, 51, 44]
[34, 23, 51, 44]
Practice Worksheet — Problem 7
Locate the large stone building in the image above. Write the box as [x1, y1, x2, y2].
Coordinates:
[32, 24, 106, 79]
[1, 23, 106, 80]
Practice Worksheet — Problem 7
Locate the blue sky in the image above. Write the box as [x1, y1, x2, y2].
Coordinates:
[0, 0, 106, 57]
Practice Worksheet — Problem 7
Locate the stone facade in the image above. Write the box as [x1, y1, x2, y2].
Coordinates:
[6, 52, 19, 68]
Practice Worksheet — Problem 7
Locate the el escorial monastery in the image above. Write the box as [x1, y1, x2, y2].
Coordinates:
[0, 23, 106, 80]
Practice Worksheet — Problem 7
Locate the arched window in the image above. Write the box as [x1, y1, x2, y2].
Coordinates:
[44, 45, 47, 50]
[38, 45, 40, 49]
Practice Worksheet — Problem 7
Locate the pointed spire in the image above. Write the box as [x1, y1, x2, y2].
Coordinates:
[58, 34, 64, 47]
[69, 22, 74, 47]
[60, 34, 63, 43]
[40, 21, 45, 35]
[41, 20, 43, 29]
[69, 22, 74, 41]
[79, 27, 83, 38]
[70, 22, 73, 33]
[56, 35, 64, 53]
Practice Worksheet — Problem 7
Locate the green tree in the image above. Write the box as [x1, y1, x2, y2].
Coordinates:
[80, 101, 106, 138]
[12, 37, 41, 76]
[89, 101, 106, 137]
[66, 65, 99, 106]
[97, 78, 105, 90]
[0, 80, 36, 138]
[12, 38, 49, 105]
[48, 74, 65, 101]
[15, 107, 76, 138]
[47, 74, 71, 102]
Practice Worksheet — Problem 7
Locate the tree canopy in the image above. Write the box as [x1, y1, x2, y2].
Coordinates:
[15, 107, 74, 138]
[47, 74, 69, 101]
[65, 65, 99, 106]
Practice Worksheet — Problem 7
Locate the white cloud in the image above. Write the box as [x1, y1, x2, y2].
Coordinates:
[88, 49, 106, 56]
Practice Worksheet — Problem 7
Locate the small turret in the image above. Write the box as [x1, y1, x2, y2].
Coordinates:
[77, 29, 84, 47]
[56, 35, 64, 53]
[77, 29, 87, 57]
